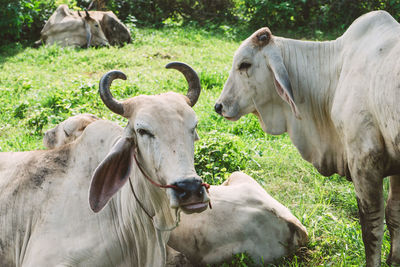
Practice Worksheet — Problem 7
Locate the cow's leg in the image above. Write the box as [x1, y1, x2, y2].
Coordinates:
[385, 175, 400, 265]
[352, 173, 384, 267]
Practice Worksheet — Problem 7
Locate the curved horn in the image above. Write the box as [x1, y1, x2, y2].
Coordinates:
[99, 70, 126, 116]
[165, 62, 201, 107]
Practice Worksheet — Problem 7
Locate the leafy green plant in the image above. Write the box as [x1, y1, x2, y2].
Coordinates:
[0, 0, 57, 45]
[195, 130, 252, 185]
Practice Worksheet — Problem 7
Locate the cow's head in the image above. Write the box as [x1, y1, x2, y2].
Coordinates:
[89, 62, 210, 214]
[78, 10, 109, 47]
[43, 114, 99, 149]
[100, 13, 131, 46]
[214, 27, 300, 134]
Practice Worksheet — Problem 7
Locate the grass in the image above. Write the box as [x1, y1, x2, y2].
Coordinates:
[0, 26, 391, 266]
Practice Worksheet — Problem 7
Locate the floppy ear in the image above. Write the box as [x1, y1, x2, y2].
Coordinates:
[264, 48, 301, 119]
[89, 137, 134, 212]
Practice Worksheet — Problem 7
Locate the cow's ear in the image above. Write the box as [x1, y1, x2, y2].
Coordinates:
[251, 27, 272, 47]
[89, 137, 134, 212]
[264, 47, 301, 119]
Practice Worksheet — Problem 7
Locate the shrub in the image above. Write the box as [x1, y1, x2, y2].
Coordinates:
[195, 130, 252, 185]
[0, 0, 58, 45]
[234, 0, 400, 38]
[103, 0, 236, 27]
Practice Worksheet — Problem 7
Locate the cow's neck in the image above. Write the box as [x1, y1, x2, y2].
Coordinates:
[274, 37, 348, 176]
[111, 166, 175, 266]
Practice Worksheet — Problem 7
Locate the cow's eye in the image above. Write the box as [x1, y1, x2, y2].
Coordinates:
[137, 128, 154, 137]
[95, 24, 99, 28]
[239, 62, 251, 70]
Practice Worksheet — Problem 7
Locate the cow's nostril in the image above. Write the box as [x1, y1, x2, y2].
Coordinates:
[197, 189, 204, 197]
[214, 103, 223, 114]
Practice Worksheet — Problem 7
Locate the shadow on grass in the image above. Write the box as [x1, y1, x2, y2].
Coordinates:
[0, 43, 27, 66]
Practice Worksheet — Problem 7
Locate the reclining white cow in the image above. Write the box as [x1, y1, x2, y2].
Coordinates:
[44, 115, 308, 265]
[38, 5, 109, 47]
[0, 62, 210, 266]
[215, 10, 400, 266]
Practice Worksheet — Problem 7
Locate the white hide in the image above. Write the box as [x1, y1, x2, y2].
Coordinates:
[216, 11, 400, 266]
[0, 92, 209, 266]
[168, 171, 308, 265]
[43, 114, 307, 266]
[43, 113, 100, 149]
[40, 5, 109, 47]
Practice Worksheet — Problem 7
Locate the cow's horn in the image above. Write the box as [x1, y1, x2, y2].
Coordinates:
[99, 70, 126, 116]
[165, 62, 201, 107]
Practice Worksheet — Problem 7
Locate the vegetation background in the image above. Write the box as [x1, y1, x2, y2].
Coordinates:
[2, 0, 400, 44]
[0, 0, 398, 266]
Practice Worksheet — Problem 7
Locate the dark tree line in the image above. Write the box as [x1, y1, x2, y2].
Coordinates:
[1, 0, 400, 45]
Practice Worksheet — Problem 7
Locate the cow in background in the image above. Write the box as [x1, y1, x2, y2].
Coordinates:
[37, 5, 108, 47]
[36, 5, 131, 47]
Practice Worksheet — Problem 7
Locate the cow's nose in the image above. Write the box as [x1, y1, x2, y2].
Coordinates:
[214, 103, 223, 114]
[173, 179, 204, 201]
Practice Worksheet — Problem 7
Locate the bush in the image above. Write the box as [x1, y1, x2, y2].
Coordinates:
[0, 0, 57, 45]
[103, 0, 235, 27]
[234, 0, 400, 38]
[195, 130, 252, 185]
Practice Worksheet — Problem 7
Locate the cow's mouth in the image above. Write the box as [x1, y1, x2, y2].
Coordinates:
[180, 201, 209, 214]
[223, 114, 241, 121]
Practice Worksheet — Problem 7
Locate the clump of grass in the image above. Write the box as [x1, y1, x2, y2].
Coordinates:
[195, 130, 252, 185]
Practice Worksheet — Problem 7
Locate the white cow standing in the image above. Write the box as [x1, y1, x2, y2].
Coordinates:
[0, 62, 210, 266]
[215, 11, 400, 266]
[44, 114, 309, 265]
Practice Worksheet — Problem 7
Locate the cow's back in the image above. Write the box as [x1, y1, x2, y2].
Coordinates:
[0, 120, 127, 266]
[0, 148, 72, 266]
[169, 172, 307, 265]
[332, 10, 400, 173]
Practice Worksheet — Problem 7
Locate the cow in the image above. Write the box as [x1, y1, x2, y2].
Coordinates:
[44, 115, 308, 265]
[214, 10, 400, 266]
[169, 171, 308, 265]
[0, 62, 210, 266]
[37, 5, 109, 47]
[43, 113, 100, 149]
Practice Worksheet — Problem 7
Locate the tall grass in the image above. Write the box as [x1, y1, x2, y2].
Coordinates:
[0, 27, 390, 266]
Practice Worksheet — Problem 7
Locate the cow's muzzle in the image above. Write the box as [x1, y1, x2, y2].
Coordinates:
[172, 178, 209, 214]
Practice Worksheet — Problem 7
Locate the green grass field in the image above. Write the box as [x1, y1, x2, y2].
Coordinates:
[0, 27, 391, 266]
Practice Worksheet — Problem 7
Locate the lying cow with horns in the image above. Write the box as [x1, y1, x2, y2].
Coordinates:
[0, 62, 210, 266]
[44, 114, 308, 265]
[37, 5, 109, 47]
[215, 10, 400, 266]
